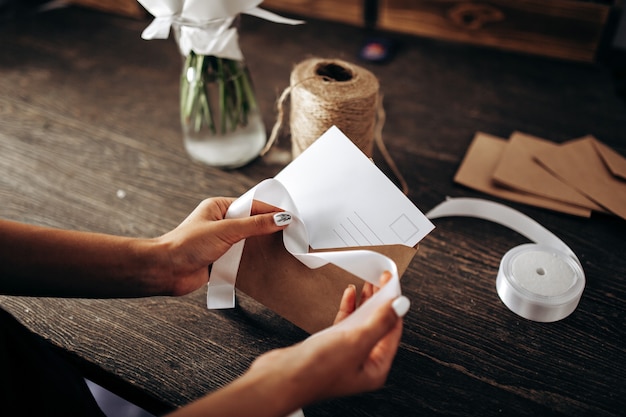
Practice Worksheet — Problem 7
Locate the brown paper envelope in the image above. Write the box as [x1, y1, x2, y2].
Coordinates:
[236, 231, 417, 334]
[492, 132, 603, 211]
[534, 136, 626, 221]
[592, 139, 626, 180]
[454, 132, 592, 217]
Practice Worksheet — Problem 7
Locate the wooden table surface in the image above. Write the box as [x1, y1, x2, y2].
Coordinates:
[1, 6, 626, 417]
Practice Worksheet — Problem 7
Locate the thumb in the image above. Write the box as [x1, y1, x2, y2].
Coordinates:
[356, 296, 407, 355]
[223, 211, 292, 242]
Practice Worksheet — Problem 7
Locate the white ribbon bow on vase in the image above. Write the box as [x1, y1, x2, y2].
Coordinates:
[137, 0, 304, 59]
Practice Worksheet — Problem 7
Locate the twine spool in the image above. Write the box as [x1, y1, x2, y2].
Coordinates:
[292, 58, 379, 157]
[262, 57, 408, 194]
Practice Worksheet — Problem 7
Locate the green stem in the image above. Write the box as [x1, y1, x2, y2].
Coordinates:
[180, 52, 256, 136]
[229, 60, 244, 126]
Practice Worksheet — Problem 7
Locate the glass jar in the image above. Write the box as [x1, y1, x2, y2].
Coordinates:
[172, 17, 266, 169]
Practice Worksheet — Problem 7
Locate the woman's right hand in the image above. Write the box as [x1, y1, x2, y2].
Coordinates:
[167, 272, 408, 417]
[247, 271, 407, 408]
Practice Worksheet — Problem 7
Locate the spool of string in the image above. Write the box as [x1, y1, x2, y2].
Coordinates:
[261, 57, 408, 194]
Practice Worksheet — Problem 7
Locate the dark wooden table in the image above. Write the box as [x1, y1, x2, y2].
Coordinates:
[1, 6, 626, 417]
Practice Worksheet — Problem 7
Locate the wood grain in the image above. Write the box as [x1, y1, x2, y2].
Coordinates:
[70, 0, 146, 18]
[0, 6, 625, 417]
[264, 0, 614, 62]
[262, 0, 363, 27]
[379, 0, 611, 62]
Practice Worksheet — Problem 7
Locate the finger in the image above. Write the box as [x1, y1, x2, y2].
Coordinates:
[219, 211, 292, 243]
[362, 312, 403, 384]
[359, 282, 374, 306]
[334, 284, 357, 324]
[367, 295, 409, 358]
[179, 197, 235, 225]
[355, 299, 404, 357]
[193, 198, 280, 223]
[360, 270, 392, 306]
[368, 298, 406, 359]
[379, 270, 393, 286]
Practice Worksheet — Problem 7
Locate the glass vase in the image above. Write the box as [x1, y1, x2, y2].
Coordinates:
[172, 19, 266, 169]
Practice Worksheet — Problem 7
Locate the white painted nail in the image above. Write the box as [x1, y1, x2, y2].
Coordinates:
[392, 296, 410, 317]
[273, 212, 292, 226]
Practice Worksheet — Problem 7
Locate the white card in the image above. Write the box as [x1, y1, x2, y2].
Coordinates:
[275, 126, 434, 249]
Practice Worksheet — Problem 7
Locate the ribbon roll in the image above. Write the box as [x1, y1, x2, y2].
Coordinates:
[426, 197, 585, 322]
[208, 178, 402, 331]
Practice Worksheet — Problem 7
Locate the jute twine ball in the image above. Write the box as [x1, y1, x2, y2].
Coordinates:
[260, 57, 408, 194]
[288, 57, 380, 158]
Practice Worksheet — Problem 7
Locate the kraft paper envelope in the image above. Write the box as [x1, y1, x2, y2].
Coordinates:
[236, 233, 417, 334]
[492, 132, 603, 212]
[453, 132, 592, 217]
[210, 126, 434, 334]
[534, 136, 626, 221]
[593, 139, 626, 180]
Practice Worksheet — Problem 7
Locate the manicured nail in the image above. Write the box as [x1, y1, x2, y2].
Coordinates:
[392, 296, 410, 317]
[273, 212, 292, 226]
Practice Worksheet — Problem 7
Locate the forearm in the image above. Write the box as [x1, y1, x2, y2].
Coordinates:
[167, 366, 301, 417]
[0, 219, 171, 297]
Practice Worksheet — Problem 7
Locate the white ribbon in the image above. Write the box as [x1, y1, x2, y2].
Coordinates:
[138, 0, 304, 58]
[141, 15, 176, 39]
[426, 197, 585, 322]
[209, 179, 404, 417]
[208, 178, 402, 330]
[176, 23, 242, 59]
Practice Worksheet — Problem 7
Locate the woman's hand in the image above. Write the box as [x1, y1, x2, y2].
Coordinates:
[0, 197, 289, 298]
[246, 272, 407, 409]
[154, 197, 289, 296]
[167, 272, 408, 417]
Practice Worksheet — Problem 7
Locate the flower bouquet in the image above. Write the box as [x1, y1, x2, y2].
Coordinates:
[138, 0, 303, 168]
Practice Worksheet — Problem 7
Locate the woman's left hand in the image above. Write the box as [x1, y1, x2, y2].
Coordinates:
[155, 197, 289, 296]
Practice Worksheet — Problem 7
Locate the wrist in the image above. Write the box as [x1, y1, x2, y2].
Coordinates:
[241, 348, 316, 415]
[169, 362, 303, 417]
[128, 237, 175, 296]
[235, 364, 303, 417]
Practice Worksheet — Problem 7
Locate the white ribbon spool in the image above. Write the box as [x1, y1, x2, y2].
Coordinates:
[426, 197, 585, 322]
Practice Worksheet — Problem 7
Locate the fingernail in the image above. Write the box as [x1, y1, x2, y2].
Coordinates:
[273, 212, 292, 226]
[392, 296, 410, 317]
